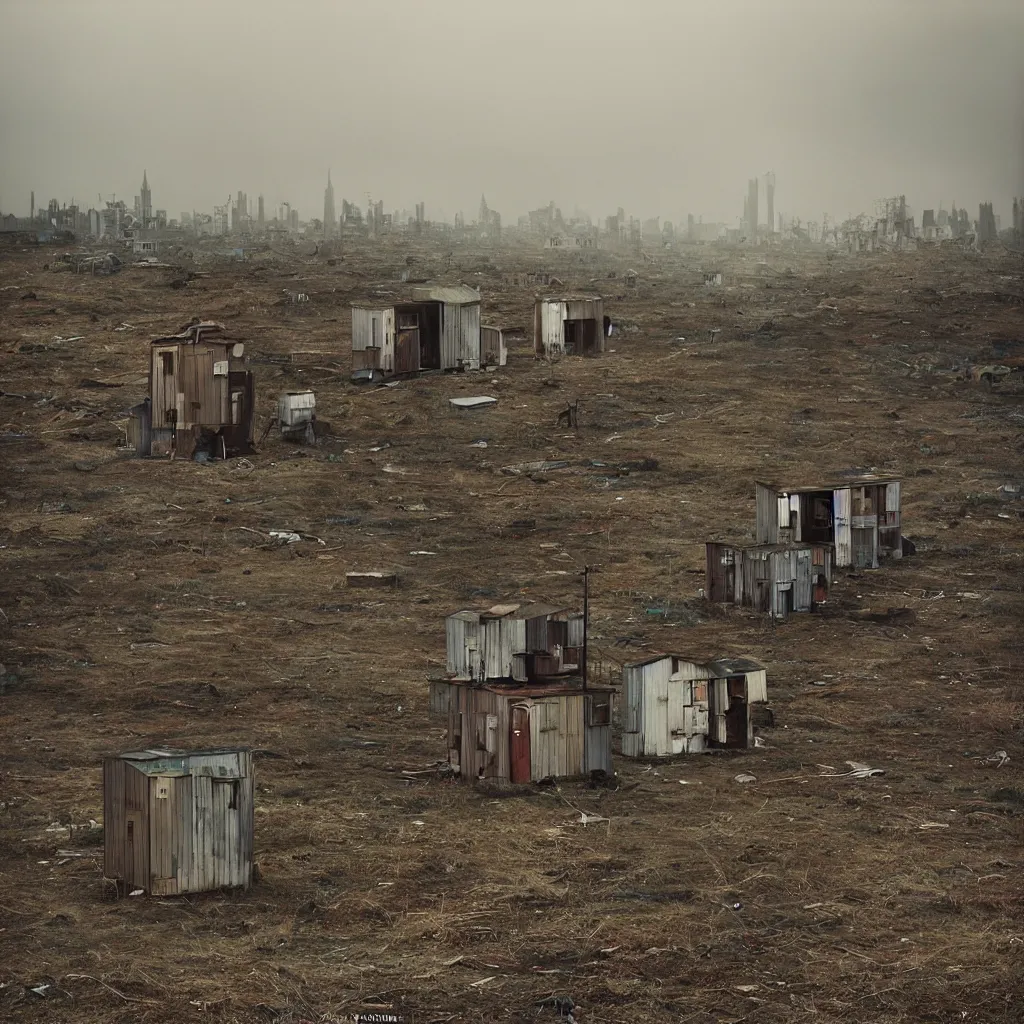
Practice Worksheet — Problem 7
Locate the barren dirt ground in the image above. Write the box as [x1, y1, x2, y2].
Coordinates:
[1, 237, 1022, 1024]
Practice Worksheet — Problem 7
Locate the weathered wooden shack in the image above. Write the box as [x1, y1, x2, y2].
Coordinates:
[480, 325, 509, 368]
[755, 474, 903, 568]
[128, 321, 254, 459]
[430, 603, 613, 783]
[351, 285, 482, 378]
[705, 541, 833, 617]
[534, 295, 606, 359]
[621, 655, 767, 757]
[103, 747, 254, 895]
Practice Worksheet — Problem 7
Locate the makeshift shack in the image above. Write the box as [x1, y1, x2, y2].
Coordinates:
[705, 541, 833, 617]
[621, 655, 767, 757]
[103, 747, 254, 895]
[430, 603, 613, 783]
[351, 285, 482, 378]
[755, 474, 903, 568]
[534, 295, 606, 359]
[480, 325, 509, 367]
[128, 321, 254, 459]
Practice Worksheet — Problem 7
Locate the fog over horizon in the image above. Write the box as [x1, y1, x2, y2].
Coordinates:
[2, 0, 1022, 226]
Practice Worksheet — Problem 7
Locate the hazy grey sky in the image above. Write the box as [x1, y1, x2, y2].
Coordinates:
[2, 0, 1022, 224]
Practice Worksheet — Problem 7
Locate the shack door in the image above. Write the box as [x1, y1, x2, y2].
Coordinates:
[124, 810, 148, 892]
[724, 677, 750, 748]
[395, 312, 421, 375]
[510, 705, 531, 783]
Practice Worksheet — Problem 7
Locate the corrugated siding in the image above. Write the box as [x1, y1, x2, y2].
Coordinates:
[833, 487, 852, 566]
[428, 679, 452, 717]
[480, 327, 507, 367]
[103, 761, 151, 890]
[621, 665, 644, 756]
[755, 483, 778, 544]
[567, 614, 584, 648]
[446, 614, 479, 680]
[351, 307, 395, 373]
[537, 300, 567, 358]
[150, 346, 178, 428]
[103, 758, 125, 882]
[440, 302, 481, 370]
[530, 696, 585, 780]
[746, 670, 768, 704]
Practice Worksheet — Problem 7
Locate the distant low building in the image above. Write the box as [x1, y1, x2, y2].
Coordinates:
[621, 655, 767, 756]
[705, 542, 833, 617]
[534, 295, 606, 359]
[755, 474, 903, 569]
[351, 285, 482, 379]
[128, 321, 254, 460]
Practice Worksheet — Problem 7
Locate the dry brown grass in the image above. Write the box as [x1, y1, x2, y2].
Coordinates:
[0, 237, 1022, 1023]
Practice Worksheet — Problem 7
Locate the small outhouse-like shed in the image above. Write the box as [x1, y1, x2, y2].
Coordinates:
[128, 321, 254, 459]
[705, 541, 833, 618]
[534, 295, 606, 359]
[103, 747, 254, 895]
[621, 655, 767, 757]
[755, 473, 903, 568]
[351, 285, 482, 378]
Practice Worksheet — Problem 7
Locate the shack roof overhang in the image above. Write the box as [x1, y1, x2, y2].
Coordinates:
[539, 294, 603, 304]
[447, 679, 614, 698]
[625, 654, 765, 676]
[757, 474, 901, 494]
[708, 541, 835, 554]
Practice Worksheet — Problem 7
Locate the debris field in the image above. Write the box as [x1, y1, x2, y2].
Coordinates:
[0, 236, 1022, 1023]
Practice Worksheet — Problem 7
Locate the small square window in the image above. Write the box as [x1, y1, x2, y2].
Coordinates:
[588, 694, 611, 727]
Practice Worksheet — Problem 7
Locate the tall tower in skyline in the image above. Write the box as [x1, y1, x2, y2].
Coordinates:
[323, 170, 336, 238]
[140, 170, 152, 229]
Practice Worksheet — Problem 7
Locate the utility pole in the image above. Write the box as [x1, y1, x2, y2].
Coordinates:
[582, 565, 590, 690]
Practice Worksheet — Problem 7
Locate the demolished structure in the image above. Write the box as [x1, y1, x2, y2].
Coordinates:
[430, 603, 614, 783]
[128, 321, 254, 459]
[351, 285, 482, 379]
[621, 656, 767, 756]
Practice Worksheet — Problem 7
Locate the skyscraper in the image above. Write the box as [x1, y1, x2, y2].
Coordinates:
[323, 171, 336, 238]
[140, 170, 152, 230]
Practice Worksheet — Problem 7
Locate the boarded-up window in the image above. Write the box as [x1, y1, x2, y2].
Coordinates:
[588, 693, 611, 727]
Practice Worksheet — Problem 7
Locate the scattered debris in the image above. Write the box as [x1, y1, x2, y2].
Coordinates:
[449, 396, 497, 410]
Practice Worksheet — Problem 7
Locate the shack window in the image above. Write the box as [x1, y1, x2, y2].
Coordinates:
[370, 318, 379, 349]
[588, 693, 611, 727]
[161, 351, 174, 375]
[812, 498, 831, 526]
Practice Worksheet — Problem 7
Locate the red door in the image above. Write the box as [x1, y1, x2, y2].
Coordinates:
[510, 705, 531, 783]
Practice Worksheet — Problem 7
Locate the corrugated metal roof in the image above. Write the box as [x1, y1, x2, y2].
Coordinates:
[757, 474, 901, 493]
[410, 285, 481, 305]
[539, 294, 603, 303]
[706, 657, 765, 676]
[120, 747, 248, 761]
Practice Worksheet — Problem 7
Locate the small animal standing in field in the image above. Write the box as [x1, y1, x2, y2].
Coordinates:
[556, 400, 580, 428]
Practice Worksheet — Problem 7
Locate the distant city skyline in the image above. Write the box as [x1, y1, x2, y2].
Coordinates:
[2, 1, 1021, 229]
